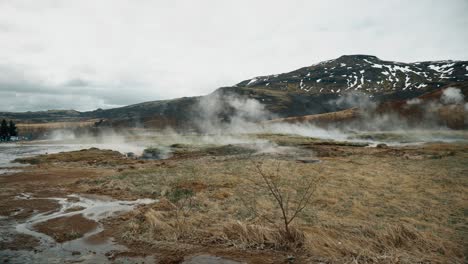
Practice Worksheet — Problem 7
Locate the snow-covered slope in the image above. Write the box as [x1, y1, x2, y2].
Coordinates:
[236, 55, 468, 96]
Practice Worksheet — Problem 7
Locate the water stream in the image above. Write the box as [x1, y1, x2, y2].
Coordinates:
[1, 194, 156, 264]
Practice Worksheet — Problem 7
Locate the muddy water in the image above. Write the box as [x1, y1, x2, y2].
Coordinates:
[0, 194, 156, 264]
[0, 143, 78, 168]
[0, 143, 89, 177]
[0, 141, 147, 174]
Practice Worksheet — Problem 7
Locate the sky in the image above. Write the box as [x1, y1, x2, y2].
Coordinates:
[1, 0, 467, 112]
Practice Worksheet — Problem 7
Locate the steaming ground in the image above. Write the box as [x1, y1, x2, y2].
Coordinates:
[1, 131, 466, 263]
[6, 86, 466, 163]
[1, 98, 467, 263]
[2, 79, 467, 263]
[46, 128, 468, 156]
[6, 125, 467, 166]
[2, 90, 467, 262]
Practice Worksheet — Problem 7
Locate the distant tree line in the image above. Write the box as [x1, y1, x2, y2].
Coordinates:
[0, 119, 18, 141]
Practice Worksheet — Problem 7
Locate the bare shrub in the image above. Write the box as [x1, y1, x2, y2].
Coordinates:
[236, 159, 322, 247]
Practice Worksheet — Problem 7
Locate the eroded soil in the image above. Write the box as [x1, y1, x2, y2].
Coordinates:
[33, 214, 99, 243]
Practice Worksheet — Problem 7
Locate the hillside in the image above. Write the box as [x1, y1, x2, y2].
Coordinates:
[265, 82, 468, 129]
[1, 55, 467, 128]
[237, 55, 467, 96]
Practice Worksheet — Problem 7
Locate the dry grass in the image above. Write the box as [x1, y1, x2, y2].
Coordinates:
[223, 221, 305, 250]
[17, 120, 97, 138]
[71, 137, 467, 263]
[14, 148, 129, 167]
[17, 120, 96, 129]
[264, 107, 360, 125]
[304, 223, 461, 263]
[235, 159, 321, 246]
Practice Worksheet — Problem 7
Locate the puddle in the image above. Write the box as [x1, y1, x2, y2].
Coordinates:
[0, 168, 22, 176]
[0, 194, 157, 264]
[0, 141, 148, 171]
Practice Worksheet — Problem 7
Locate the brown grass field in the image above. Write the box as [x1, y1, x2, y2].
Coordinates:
[1, 134, 467, 263]
[16, 120, 97, 138]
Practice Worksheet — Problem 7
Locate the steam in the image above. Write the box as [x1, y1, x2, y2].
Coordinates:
[327, 92, 416, 131]
[267, 122, 348, 140]
[406, 98, 422, 105]
[194, 92, 272, 134]
[48, 128, 148, 155]
[330, 92, 377, 110]
[38, 87, 467, 157]
[191, 91, 354, 141]
[441, 87, 464, 105]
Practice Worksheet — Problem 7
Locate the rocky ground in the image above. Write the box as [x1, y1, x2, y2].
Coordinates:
[0, 134, 467, 263]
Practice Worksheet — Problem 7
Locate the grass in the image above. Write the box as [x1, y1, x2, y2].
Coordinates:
[69, 134, 467, 263]
[17, 120, 96, 130]
[14, 148, 129, 167]
[16, 120, 97, 139]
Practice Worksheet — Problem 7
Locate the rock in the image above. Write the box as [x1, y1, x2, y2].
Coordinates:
[376, 143, 388, 148]
[403, 154, 424, 160]
[141, 147, 166, 160]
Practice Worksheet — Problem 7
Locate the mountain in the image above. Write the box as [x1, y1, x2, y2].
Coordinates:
[265, 81, 468, 129]
[237, 55, 467, 95]
[1, 55, 467, 128]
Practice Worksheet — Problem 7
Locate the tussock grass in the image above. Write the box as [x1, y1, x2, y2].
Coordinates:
[305, 222, 461, 263]
[223, 221, 305, 250]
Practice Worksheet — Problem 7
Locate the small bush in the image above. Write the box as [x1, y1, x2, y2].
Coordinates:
[237, 159, 322, 246]
[167, 188, 194, 203]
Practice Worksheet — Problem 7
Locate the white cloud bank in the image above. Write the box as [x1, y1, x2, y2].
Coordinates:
[0, 0, 467, 111]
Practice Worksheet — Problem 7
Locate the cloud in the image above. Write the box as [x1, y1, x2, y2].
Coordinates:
[0, 64, 145, 110]
[0, 0, 467, 111]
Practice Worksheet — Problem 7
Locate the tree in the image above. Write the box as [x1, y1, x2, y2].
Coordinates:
[9, 120, 18, 138]
[0, 119, 8, 141]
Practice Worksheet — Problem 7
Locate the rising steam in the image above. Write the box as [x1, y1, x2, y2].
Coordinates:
[42, 87, 467, 156]
[441, 87, 465, 105]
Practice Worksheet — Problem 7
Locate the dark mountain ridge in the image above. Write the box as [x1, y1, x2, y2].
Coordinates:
[2, 55, 467, 127]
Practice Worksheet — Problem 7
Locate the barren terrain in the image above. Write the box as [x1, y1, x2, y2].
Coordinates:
[0, 133, 466, 263]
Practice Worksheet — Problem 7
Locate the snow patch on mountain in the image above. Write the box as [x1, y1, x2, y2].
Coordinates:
[236, 55, 467, 96]
[247, 78, 258, 86]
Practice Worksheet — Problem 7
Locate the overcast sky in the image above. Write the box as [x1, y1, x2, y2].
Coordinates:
[1, 0, 467, 112]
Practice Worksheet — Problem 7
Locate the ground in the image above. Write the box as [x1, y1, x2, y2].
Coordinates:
[0, 133, 467, 263]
